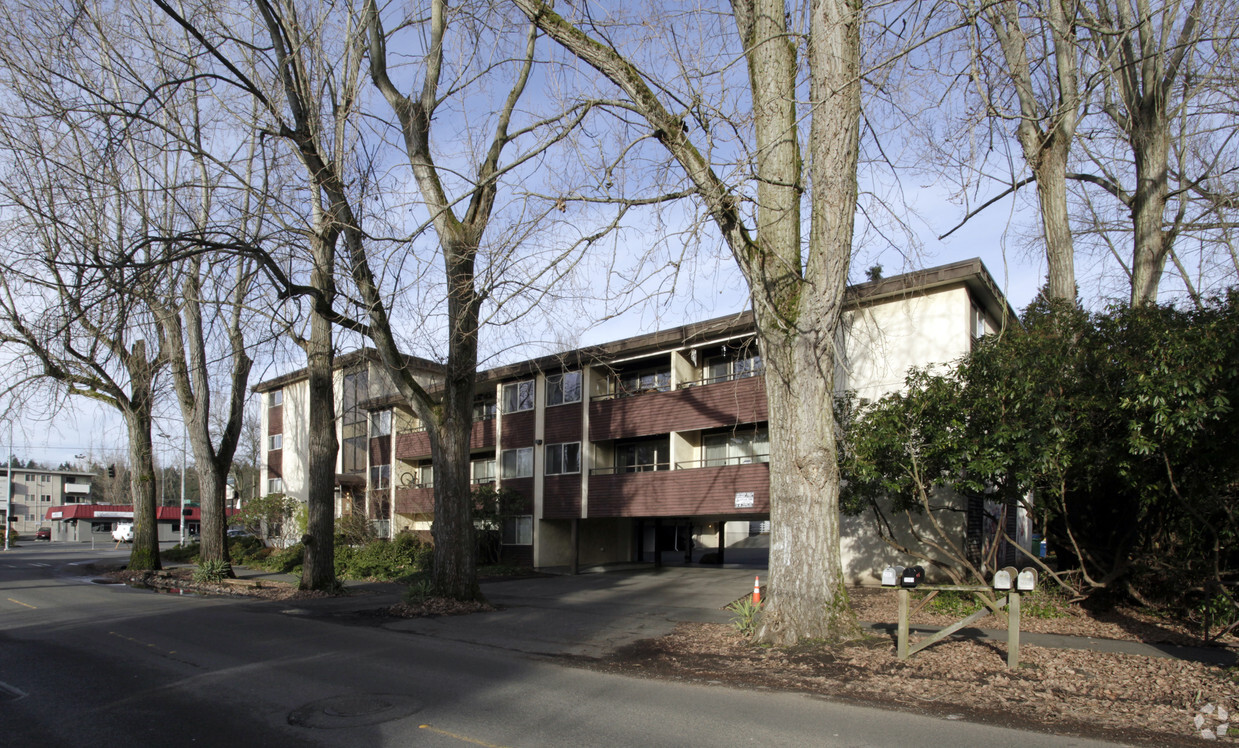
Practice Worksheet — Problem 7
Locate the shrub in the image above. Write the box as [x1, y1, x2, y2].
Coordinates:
[335, 532, 433, 581]
[262, 542, 304, 574]
[163, 542, 200, 563]
[193, 559, 231, 583]
[727, 597, 763, 637]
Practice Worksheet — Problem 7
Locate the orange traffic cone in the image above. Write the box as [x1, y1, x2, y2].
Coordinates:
[752, 575, 761, 606]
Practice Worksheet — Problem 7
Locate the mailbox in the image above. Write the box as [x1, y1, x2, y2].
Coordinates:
[1016, 567, 1038, 591]
[993, 565, 1019, 590]
[881, 566, 905, 587]
[899, 565, 924, 588]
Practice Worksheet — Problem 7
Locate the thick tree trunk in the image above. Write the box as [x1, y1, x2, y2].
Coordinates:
[752, 0, 862, 645]
[301, 258, 338, 590]
[125, 376, 160, 570]
[197, 465, 229, 568]
[1130, 120, 1170, 306]
[1035, 143, 1077, 302]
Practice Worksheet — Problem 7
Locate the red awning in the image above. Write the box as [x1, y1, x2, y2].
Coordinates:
[44, 504, 235, 522]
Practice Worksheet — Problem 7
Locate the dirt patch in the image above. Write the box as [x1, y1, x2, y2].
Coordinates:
[591, 588, 1238, 746]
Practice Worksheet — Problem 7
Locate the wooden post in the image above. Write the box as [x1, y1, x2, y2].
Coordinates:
[1008, 590, 1021, 668]
[897, 588, 909, 660]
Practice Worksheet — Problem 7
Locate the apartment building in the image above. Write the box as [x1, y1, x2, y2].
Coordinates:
[256, 259, 1022, 582]
[1, 467, 94, 537]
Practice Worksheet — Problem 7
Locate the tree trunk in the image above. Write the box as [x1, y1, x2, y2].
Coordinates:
[1035, 141, 1077, 302]
[1130, 119, 1170, 306]
[125, 344, 161, 570]
[197, 465, 229, 567]
[301, 250, 338, 591]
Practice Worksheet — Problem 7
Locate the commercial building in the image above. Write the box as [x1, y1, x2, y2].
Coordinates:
[256, 259, 1026, 582]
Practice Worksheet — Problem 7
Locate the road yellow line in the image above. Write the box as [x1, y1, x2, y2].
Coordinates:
[418, 724, 509, 747]
[6, 598, 36, 609]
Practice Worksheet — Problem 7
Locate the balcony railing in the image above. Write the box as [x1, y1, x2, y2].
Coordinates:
[674, 455, 770, 470]
[677, 367, 766, 389]
[589, 463, 671, 475]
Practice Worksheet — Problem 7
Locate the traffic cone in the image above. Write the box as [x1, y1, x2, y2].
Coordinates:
[752, 575, 761, 606]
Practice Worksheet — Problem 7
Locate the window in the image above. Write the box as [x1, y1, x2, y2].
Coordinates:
[502, 380, 535, 413]
[268, 434, 283, 450]
[703, 428, 769, 467]
[502, 515, 533, 545]
[617, 367, 670, 396]
[500, 447, 533, 479]
[417, 463, 434, 488]
[40, 495, 50, 502]
[341, 368, 369, 474]
[38, 474, 50, 483]
[473, 400, 497, 421]
[616, 438, 670, 472]
[370, 464, 391, 490]
[544, 443, 581, 475]
[706, 352, 763, 384]
[371, 409, 392, 438]
[267, 477, 284, 494]
[269, 389, 283, 408]
[471, 458, 495, 484]
[546, 372, 582, 406]
[24, 474, 33, 481]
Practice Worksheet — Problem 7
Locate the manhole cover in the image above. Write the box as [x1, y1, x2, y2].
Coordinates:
[288, 694, 423, 729]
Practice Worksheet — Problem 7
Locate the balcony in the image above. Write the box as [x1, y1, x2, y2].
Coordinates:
[394, 486, 434, 514]
[588, 461, 769, 518]
[394, 418, 495, 460]
[588, 374, 768, 441]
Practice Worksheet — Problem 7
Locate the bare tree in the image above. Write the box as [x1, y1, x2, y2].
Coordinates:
[511, 0, 865, 644]
[0, 56, 169, 569]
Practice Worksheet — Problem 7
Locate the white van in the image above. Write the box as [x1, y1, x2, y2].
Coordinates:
[112, 522, 134, 543]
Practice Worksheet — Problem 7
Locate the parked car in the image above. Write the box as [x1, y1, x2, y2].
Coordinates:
[35, 527, 51, 541]
[112, 523, 134, 543]
[226, 528, 254, 538]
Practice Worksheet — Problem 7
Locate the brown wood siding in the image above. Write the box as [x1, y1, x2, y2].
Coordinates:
[267, 451, 282, 477]
[588, 376, 768, 441]
[369, 437, 391, 465]
[500, 410, 535, 445]
[268, 405, 283, 434]
[394, 486, 434, 514]
[588, 463, 770, 517]
[543, 404, 582, 443]
[394, 430, 431, 460]
[500, 479, 534, 513]
[542, 474, 582, 519]
[470, 419, 496, 450]
[500, 544, 533, 566]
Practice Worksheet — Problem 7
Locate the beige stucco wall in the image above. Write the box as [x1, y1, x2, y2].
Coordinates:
[839, 285, 973, 401]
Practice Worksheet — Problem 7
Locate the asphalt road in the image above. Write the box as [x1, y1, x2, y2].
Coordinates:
[0, 544, 1117, 748]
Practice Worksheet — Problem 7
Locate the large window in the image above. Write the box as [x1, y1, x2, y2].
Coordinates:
[471, 458, 496, 484]
[502, 380, 535, 413]
[370, 409, 392, 438]
[546, 372, 582, 406]
[703, 427, 769, 467]
[268, 434, 283, 451]
[267, 477, 284, 494]
[341, 368, 369, 474]
[544, 442, 581, 475]
[616, 438, 670, 472]
[502, 515, 533, 545]
[500, 447, 533, 478]
[370, 463, 391, 490]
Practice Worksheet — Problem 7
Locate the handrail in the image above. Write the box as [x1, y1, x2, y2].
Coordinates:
[673, 455, 770, 469]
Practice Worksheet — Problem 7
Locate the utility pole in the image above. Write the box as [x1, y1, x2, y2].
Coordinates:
[179, 430, 187, 545]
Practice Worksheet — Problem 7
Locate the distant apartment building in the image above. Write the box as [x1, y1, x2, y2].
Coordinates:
[256, 259, 1022, 582]
[1, 467, 94, 537]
